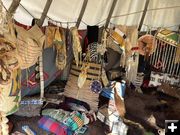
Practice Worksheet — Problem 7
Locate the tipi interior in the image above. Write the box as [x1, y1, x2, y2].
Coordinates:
[0, 0, 180, 135]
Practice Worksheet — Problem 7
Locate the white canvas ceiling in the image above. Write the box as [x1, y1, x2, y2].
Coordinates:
[2, 0, 180, 31]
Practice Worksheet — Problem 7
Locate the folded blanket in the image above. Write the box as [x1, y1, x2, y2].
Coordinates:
[63, 111, 84, 131]
[38, 116, 71, 135]
[42, 109, 70, 123]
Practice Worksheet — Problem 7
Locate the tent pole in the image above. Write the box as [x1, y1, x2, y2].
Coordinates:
[37, 0, 53, 100]
[105, 0, 118, 29]
[138, 0, 150, 31]
[8, 0, 21, 14]
[37, 0, 53, 26]
[7, 0, 21, 18]
[98, 0, 117, 42]
[76, 0, 88, 28]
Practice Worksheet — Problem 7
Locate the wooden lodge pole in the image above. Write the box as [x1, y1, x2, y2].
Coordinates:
[76, 0, 88, 28]
[105, 0, 118, 29]
[37, 0, 53, 26]
[138, 0, 150, 31]
[37, 0, 53, 99]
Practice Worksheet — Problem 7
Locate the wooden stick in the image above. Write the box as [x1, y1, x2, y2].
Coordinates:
[37, 0, 53, 99]
[138, 0, 150, 31]
[105, 0, 118, 29]
[8, 0, 21, 15]
[176, 63, 180, 76]
[37, 0, 53, 26]
[154, 40, 160, 68]
[76, 0, 88, 28]
[151, 39, 158, 66]
[163, 43, 168, 72]
[170, 47, 176, 74]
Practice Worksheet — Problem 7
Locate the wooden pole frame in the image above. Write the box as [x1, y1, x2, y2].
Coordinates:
[36, 0, 53, 99]
[37, 0, 53, 26]
[8, 0, 21, 15]
[138, 0, 150, 31]
[105, 0, 118, 29]
[76, 0, 88, 28]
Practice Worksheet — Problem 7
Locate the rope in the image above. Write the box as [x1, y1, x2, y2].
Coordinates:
[1, 1, 8, 12]
[47, 17, 76, 24]
[95, 5, 180, 25]
[19, 3, 35, 18]
[4, 2, 180, 29]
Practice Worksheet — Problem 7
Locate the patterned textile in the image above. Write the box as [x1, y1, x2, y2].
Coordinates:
[97, 106, 128, 135]
[149, 71, 180, 87]
[84, 111, 97, 123]
[156, 29, 179, 46]
[88, 42, 101, 63]
[0, 68, 21, 116]
[63, 111, 84, 131]
[38, 116, 71, 135]
[150, 29, 180, 76]
[14, 97, 43, 117]
[21, 47, 61, 97]
[42, 109, 70, 123]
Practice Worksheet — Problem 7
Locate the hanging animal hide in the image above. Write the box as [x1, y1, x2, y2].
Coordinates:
[45, 26, 56, 48]
[0, 0, 9, 35]
[137, 34, 155, 58]
[101, 68, 109, 87]
[71, 27, 82, 66]
[0, 112, 9, 135]
[54, 28, 67, 70]
[0, 37, 21, 85]
[54, 27, 63, 44]
[113, 83, 126, 118]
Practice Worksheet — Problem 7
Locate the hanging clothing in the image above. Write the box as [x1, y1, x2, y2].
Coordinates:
[83, 26, 99, 53]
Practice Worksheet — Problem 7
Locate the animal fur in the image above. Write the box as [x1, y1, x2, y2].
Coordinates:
[113, 86, 146, 134]
[158, 83, 180, 99]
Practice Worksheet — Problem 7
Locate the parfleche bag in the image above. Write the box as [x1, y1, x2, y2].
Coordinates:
[0, 69, 21, 116]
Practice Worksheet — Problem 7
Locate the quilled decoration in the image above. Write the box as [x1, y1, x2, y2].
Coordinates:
[90, 80, 102, 94]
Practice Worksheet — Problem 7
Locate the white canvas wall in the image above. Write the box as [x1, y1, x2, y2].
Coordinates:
[2, 0, 180, 30]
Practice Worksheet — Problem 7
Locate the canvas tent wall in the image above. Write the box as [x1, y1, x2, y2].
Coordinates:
[2, 0, 180, 31]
